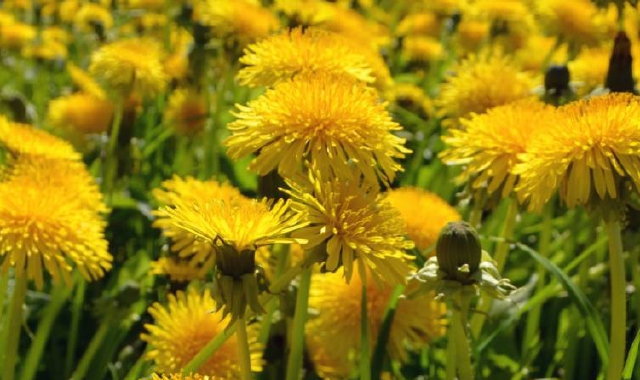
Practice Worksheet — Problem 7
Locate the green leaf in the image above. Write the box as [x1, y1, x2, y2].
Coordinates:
[623, 330, 640, 379]
[371, 285, 404, 380]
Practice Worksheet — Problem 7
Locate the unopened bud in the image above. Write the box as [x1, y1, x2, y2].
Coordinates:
[436, 221, 482, 284]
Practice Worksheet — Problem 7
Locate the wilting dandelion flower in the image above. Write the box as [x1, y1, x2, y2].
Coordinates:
[285, 170, 414, 285]
[89, 38, 167, 98]
[435, 52, 535, 124]
[0, 158, 111, 288]
[440, 99, 553, 198]
[48, 93, 114, 135]
[306, 269, 446, 379]
[163, 89, 208, 135]
[226, 73, 410, 185]
[0, 117, 81, 161]
[196, 0, 279, 45]
[386, 187, 461, 252]
[153, 176, 245, 267]
[141, 288, 263, 377]
[515, 93, 640, 212]
[237, 28, 375, 87]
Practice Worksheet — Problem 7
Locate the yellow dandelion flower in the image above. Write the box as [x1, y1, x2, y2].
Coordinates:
[163, 89, 208, 135]
[455, 19, 490, 52]
[401, 36, 444, 62]
[141, 288, 263, 377]
[515, 35, 567, 73]
[89, 38, 167, 98]
[396, 13, 442, 37]
[225, 73, 410, 185]
[196, 0, 279, 45]
[21, 40, 67, 61]
[67, 63, 107, 100]
[48, 93, 114, 135]
[0, 21, 36, 49]
[441, 99, 553, 198]
[0, 118, 81, 161]
[386, 187, 461, 252]
[274, 0, 334, 26]
[0, 159, 111, 288]
[319, 5, 390, 48]
[514, 93, 640, 211]
[536, 0, 611, 46]
[150, 257, 207, 282]
[42, 26, 70, 45]
[307, 269, 446, 379]
[414, 0, 460, 16]
[435, 52, 535, 123]
[146, 374, 217, 380]
[237, 27, 375, 88]
[74, 3, 113, 32]
[285, 171, 415, 285]
[387, 82, 433, 118]
[569, 46, 610, 95]
[152, 176, 245, 266]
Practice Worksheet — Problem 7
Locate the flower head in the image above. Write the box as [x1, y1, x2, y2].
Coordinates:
[237, 27, 375, 88]
[141, 288, 263, 377]
[514, 93, 640, 212]
[67, 63, 107, 100]
[48, 93, 114, 135]
[536, 0, 611, 47]
[226, 73, 410, 185]
[150, 257, 208, 282]
[401, 36, 444, 62]
[164, 89, 208, 135]
[74, 3, 113, 33]
[568, 46, 610, 95]
[440, 99, 553, 198]
[285, 170, 414, 285]
[396, 12, 441, 37]
[435, 52, 535, 124]
[307, 269, 446, 379]
[89, 38, 167, 98]
[0, 117, 81, 161]
[386, 187, 461, 252]
[0, 157, 111, 288]
[146, 374, 217, 380]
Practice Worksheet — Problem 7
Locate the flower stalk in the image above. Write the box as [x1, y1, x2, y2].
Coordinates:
[285, 267, 313, 380]
[236, 316, 253, 380]
[1, 275, 27, 380]
[605, 218, 626, 380]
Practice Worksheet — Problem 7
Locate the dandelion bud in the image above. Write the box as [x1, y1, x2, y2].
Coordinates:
[605, 31, 635, 94]
[544, 64, 570, 95]
[436, 221, 482, 284]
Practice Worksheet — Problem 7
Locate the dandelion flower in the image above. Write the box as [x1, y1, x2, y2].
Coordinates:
[152, 176, 245, 266]
[237, 28, 375, 87]
[141, 288, 263, 377]
[435, 52, 535, 124]
[440, 99, 553, 198]
[226, 73, 410, 185]
[514, 93, 640, 211]
[396, 13, 441, 37]
[0, 159, 111, 288]
[307, 269, 446, 379]
[67, 63, 107, 100]
[150, 257, 207, 282]
[401, 36, 444, 62]
[74, 3, 113, 33]
[536, 0, 611, 47]
[89, 38, 167, 98]
[388, 82, 433, 118]
[0, 21, 36, 49]
[568, 46, 610, 95]
[163, 89, 208, 135]
[455, 19, 490, 52]
[21, 40, 67, 61]
[146, 374, 217, 380]
[0, 117, 81, 161]
[196, 0, 279, 45]
[48, 93, 114, 135]
[386, 188, 461, 252]
[285, 171, 415, 285]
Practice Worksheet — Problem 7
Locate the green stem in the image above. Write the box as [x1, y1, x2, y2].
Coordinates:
[360, 280, 371, 380]
[182, 325, 236, 375]
[2, 275, 27, 380]
[285, 267, 312, 380]
[104, 98, 124, 202]
[468, 201, 483, 229]
[71, 315, 113, 380]
[236, 316, 253, 380]
[445, 328, 456, 380]
[371, 285, 404, 379]
[258, 246, 289, 346]
[451, 293, 474, 380]
[0, 272, 10, 373]
[65, 278, 86, 378]
[631, 248, 640, 331]
[605, 218, 626, 380]
[20, 284, 71, 380]
[269, 264, 304, 294]
[469, 198, 518, 337]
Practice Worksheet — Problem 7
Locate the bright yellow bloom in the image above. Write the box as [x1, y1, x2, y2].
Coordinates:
[89, 38, 167, 98]
[48, 93, 114, 135]
[0, 158, 111, 288]
[163, 89, 208, 135]
[515, 35, 567, 73]
[237, 28, 375, 87]
[21, 40, 67, 61]
[435, 52, 535, 124]
[386, 187, 461, 252]
[401, 36, 444, 62]
[74, 3, 113, 32]
[455, 19, 490, 52]
[152, 176, 245, 266]
[226, 73, 410, 185]
[67, 63, 107, 99]
[150, 257, 207, 282]
[536, 0, 611, 46]
[568, 46, 610, 95]
[146, 374, 217, 380]
[141, 288, 263, 377]
[387, 82, 433, 118]
[196, 0, 279, 45]
[273, 0, 334, 26]
[514, 93, 640, 211]
[0, 21, 36, 49]
[0, 117, 81, 161]
[441, 99, 553, 198]
[285, 171, 415, 285]
[313, 4, 390, 48]
[307, 269, 446, 379]
[396, 12, 441, 37]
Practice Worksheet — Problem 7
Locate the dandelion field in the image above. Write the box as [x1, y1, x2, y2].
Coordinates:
[2, 0, 640, 379]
